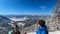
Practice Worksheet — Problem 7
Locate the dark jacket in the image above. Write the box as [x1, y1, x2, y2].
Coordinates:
[14, 31, 20, 34]
[36, 26, 48, 34]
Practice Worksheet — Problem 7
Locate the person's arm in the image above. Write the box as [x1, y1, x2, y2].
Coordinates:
[42, 31, 47, 34]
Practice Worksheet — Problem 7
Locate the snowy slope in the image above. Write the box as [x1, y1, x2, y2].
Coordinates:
[28, 31, 60, 34]
[10, 17, 29, 21]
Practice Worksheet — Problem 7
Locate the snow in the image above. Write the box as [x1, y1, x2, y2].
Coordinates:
[10, 17, 29, 21]
[17, 23, 25, 27]
[8, 23, 14, 26]
[28, 32, 36, 34]
[49, 31, 60, 34]
[27, 31, 60, 34]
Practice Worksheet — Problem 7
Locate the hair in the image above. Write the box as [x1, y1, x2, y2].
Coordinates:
[15, 24, 19, 28]
[37, 20, 45, 27]
[14, 24, 19, 31]
[14, 24, 20, 34]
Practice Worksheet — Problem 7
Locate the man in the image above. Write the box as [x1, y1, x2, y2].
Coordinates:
[36, 20, 48, 34]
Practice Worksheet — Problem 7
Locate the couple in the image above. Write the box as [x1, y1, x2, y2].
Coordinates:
[8, 20, 48, 34]
[8, 24, 20, 34]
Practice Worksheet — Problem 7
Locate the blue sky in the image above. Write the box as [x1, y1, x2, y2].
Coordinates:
[0, 0, 57, 15]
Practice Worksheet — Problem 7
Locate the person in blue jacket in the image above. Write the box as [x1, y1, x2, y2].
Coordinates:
[36, 20, 48, 34]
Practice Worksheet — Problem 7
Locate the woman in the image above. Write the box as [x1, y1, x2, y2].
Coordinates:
[36, 20, 48, 34]
[8, 24, 20, 34]
[14, 24, 20, 34]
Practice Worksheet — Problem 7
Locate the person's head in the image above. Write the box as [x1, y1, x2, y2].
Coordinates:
[14, 24, 19, 31]
[37, 20, 45, 27]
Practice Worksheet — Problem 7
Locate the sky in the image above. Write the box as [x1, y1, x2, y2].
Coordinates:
[0, 0, 57, 15]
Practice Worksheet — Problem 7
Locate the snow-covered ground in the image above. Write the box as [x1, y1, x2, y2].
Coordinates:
[28, 31, 60, 34]
[10, 17, 29, 21]
[17, 23, 25, 27]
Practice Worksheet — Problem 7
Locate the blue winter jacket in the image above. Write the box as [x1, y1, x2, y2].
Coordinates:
[36, 26, 48, 34]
